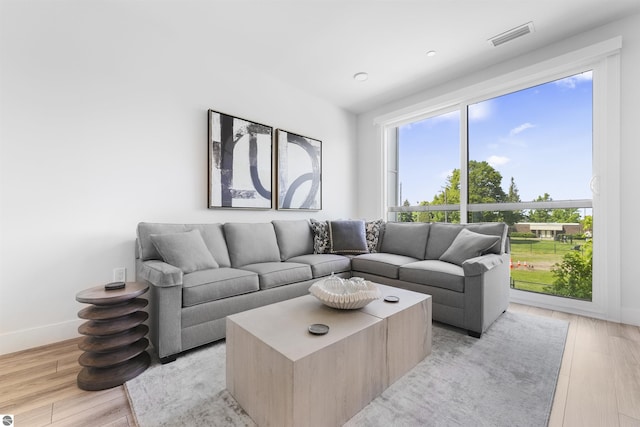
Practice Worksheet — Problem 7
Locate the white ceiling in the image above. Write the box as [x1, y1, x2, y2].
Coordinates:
[151, 0, 640, 114]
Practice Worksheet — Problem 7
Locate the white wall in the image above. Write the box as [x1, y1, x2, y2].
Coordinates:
[356, 13, 640, 327]
[0, 2, 357, 354]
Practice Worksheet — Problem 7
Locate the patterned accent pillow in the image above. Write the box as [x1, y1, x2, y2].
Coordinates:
[365, 219, 384, 253]
[309, 219, 330, 254]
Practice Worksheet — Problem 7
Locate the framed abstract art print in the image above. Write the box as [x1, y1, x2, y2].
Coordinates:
[208, 110, 273, 209]
[276, 129, 322, 210]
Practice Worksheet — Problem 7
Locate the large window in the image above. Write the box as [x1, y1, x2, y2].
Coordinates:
[382, 38, 621, 318]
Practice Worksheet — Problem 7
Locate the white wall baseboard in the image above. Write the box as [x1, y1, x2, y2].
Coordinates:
[621, 307, 640, 327]
[510, 289, 640, 327]
[0, 318, 83, 356]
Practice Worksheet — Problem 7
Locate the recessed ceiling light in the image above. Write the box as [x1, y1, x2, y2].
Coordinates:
[353, 72, 369, 82]
[426, 50, 436, 57]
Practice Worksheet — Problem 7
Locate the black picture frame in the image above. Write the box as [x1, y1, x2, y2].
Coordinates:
[208, 110, 273, 209]
[276, 129, 322, 210]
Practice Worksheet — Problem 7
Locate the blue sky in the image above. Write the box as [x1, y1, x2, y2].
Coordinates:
[398, 71, 593, 207]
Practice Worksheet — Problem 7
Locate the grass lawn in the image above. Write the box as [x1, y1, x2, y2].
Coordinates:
[508, 238, 587, 294]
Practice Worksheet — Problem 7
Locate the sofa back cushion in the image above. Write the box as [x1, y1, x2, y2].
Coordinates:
[272, 220, 314, 261]
[224, 222, 281, 267]
[380, 222, 430, 259]
[137, 222, 231, 267]
[425, 223, 464, 260]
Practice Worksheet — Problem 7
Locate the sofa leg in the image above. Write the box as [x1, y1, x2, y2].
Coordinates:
[468, 330, 482, 338]
[160, 354, 178, 364]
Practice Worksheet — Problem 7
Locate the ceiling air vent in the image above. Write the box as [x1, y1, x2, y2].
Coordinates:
[488, 22, 534, 47]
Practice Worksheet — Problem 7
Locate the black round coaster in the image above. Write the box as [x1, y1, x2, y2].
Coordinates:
[384, 295, 400, 303]
[308, 324, 330, 335]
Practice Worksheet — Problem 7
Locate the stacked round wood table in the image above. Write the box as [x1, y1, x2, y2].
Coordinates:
[75, 282, 151, 391]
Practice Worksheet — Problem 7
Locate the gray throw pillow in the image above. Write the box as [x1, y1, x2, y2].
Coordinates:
[439, 228, 501, 266]
[150, 229, 219, 274]
[328, 220, 369, 255]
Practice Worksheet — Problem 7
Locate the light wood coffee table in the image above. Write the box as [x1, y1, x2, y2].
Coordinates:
[226, 283, 431, 427]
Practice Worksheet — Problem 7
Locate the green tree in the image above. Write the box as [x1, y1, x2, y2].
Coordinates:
[398, 199, 415, 222]
[428, 181, 459, 223]
[416, 200, 433, 223]
[581, 215, 593, 233]
[528, 193, 553, 222]
[424, 160, 509, 223]
[551, 208, 580, 223]
[460, 161, 507, 223]
[546, 240, 592, 300]
[503, 176, 525, 225]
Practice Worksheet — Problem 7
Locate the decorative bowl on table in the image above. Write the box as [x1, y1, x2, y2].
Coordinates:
[309, 275, 382, 310]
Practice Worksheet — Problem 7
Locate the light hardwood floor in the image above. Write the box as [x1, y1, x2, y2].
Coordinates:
[509, 303, 640, 427]
[1, 304, 639, 427]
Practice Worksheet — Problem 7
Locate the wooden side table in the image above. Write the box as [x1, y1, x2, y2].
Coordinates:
[76, 281, 151, 391]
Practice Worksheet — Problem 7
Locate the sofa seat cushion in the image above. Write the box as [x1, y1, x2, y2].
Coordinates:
[287, 254, 351, 278]
[351, 253, 420, 279]
[240, 262, 313, 290]
[182, 267, 259, 307]
[399, 260, 465, 293]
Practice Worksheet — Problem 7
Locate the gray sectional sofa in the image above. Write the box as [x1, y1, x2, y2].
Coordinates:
[136, 219, 510, 362]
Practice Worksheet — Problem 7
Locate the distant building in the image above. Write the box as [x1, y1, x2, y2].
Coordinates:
[513, 222, 582, 239]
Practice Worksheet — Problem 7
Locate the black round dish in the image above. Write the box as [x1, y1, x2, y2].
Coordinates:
[308, 323, 330, 335]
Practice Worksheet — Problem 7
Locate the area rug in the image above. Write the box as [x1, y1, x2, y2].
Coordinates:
[125, 311, 568, 427]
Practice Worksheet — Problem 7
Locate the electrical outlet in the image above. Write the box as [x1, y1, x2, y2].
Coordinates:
[113, 267, 126, 283]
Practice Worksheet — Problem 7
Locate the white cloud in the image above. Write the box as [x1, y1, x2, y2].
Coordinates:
[553, 71, 593, 89]
[509, 122, 535, 136]
[487, 155, 510, 167]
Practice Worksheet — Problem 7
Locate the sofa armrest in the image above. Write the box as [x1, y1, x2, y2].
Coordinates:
[462, 253, 505, 277]
[137, 259, 184, 287]
[135, 259, 184, 359]
[463, 253, 510, 336]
